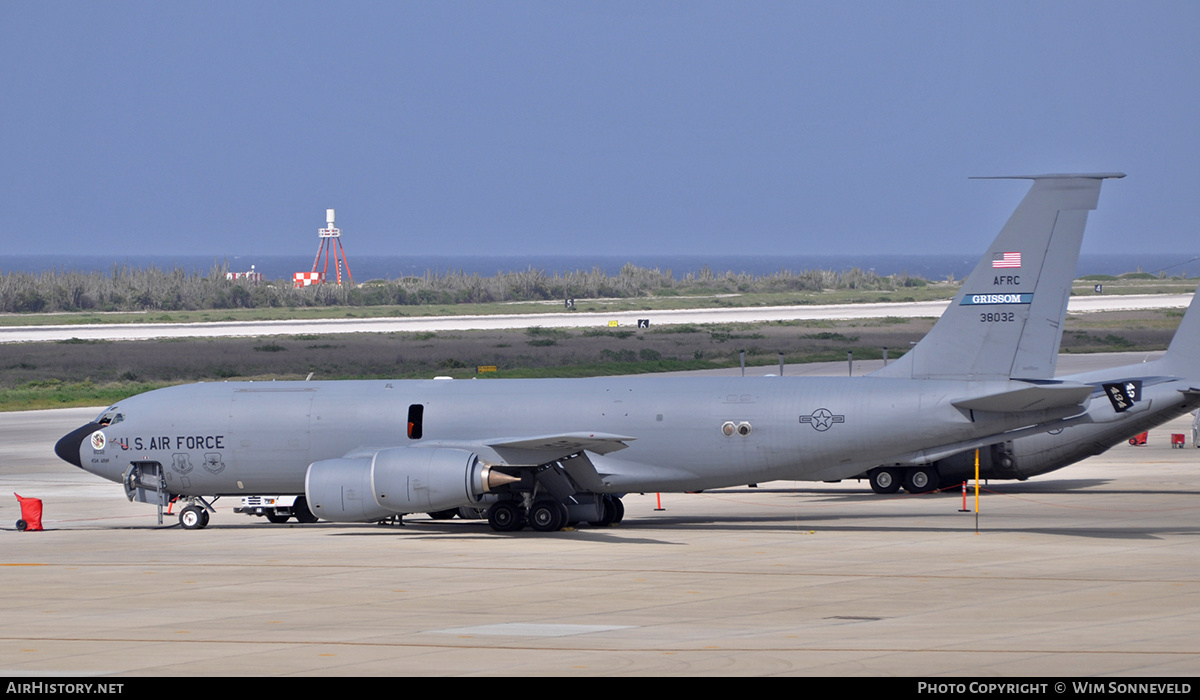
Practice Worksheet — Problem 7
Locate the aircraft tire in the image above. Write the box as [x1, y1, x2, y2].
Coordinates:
[16, 519, 27, 531]
[588, 496, 625, 526]
[610, 497, 625, 524]
[180, 505, 207, 530]
[868, 468, 902, 494]
[589, 497, 616, 526]
[292, 496, 319, 524]
[265, 513, 290, 524]
[904, 467, 939, 494]
[529, 500, 566, 532]
[487, 501, 524, 532]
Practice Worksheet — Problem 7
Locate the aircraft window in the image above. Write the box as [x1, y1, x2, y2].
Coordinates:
[96, 410, 124, 427]
[407, 404, 424, 440]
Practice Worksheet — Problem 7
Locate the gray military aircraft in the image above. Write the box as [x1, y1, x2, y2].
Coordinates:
[862, 288, 1200, 493]
[57, 173, 1137, 532]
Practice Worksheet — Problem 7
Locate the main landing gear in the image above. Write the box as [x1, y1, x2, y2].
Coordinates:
[868, 466, 940, 495]
[485, 495, 624, 533]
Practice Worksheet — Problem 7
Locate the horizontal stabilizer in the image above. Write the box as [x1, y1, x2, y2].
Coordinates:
[951, 382, 1094, 413]
[891, 410, 1095, 466]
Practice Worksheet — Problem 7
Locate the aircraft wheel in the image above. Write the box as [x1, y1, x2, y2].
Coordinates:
[868, 468, 901, 494]
[610, 496, 625, 524]
[589, 497, 616, 526]
[904, 467, 939, 494]
[529, 500, 566, 532]
[16, 519, 27, 531]
[265, 513, 290, 524]
[180, 505, 207, 530]
[487, 501, 524, 532]
[293, 496, 319, 524]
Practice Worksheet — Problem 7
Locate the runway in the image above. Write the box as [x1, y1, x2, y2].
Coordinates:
[0, 293, 1191, 343]
[2, 375, 1198, 676]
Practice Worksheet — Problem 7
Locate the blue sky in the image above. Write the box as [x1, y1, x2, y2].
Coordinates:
[3, 1, 1198, 257]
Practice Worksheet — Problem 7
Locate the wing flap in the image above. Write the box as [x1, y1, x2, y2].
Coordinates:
[406, 432, 635, 467]
[486, 433, 633, 465]
[486, 432, 635, 456]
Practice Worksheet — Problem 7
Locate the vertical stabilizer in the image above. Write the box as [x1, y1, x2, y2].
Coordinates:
[1156, 291, 1200, 378]
[872, 173, 1124, 380]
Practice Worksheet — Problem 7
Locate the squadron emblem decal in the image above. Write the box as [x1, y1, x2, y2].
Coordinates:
[90, 430, 106, 451]
[203, 452, 226, 474]
[171, 453, 193, 475]
[800, 408, 845, 431]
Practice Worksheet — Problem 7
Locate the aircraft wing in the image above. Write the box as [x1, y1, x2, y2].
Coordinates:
[403, 432, 635, 467]
[484, 432, 635, 463]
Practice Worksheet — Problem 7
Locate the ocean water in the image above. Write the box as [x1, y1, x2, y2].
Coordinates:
[4, 253, 1199, 282]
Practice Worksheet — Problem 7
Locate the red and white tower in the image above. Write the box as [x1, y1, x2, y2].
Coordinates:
[294, 209, 354, 288]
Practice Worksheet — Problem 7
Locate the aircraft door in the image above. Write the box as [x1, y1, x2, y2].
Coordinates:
[124, 461, 173, 525]
[124, 461, 169, 506]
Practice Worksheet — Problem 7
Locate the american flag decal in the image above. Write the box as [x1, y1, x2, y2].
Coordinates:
[992, 252, 1021, 268]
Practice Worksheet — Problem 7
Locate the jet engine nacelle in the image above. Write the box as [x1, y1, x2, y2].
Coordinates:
[305, 447, 499, 522]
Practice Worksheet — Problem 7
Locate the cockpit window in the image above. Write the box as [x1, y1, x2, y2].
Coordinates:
[96, 409, 124, 427]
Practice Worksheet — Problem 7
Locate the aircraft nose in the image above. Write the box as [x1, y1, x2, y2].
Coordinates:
[54, 422, 100, 468]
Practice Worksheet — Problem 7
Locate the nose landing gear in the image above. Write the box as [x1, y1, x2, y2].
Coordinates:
[179, 504, 210, 529]
[176, 498, 216, 529]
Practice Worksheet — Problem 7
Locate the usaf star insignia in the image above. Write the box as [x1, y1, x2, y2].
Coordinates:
[800, 408, 845, 431]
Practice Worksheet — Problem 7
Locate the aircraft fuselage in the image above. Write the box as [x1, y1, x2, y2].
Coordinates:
[71, 374, 1082, 497]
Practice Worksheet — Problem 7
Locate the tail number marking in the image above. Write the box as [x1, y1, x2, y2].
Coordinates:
[980, 312, 1016, 323]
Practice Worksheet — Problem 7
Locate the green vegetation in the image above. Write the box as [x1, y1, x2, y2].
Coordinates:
[3, 264, 1193, 328]
[0, 380, 170, 411]
[2, 304, 1186, 411]
[0, 262, 959, 324]
[1070, 277, 1197, 296]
